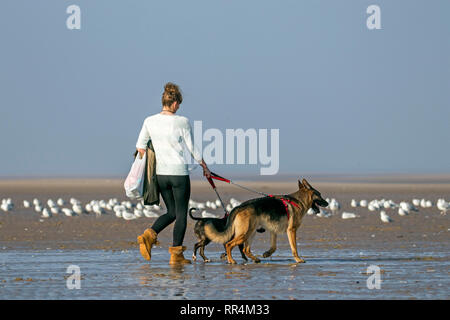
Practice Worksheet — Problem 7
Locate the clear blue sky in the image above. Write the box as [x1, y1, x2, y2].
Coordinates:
[0, 0, 449, 178]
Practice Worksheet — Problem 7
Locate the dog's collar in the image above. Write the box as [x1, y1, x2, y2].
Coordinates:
[281, 195, 301, 207]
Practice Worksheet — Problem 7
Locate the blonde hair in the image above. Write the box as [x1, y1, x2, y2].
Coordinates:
[162, 82, 183, 107]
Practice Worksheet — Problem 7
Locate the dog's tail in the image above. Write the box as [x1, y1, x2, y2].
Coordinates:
[204, 213, 236, 244]
[188, 207, 203, 221]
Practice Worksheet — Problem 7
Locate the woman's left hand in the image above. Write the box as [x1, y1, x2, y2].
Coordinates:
[137, 148, 146, 158]
[201, 160, 211, 179]
[203, 167, 211, 179]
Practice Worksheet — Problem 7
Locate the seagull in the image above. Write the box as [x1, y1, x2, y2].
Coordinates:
[99, 200, 107, 209]
[350, 199, 359, 208]
[420, 199, 427, 208]
[122, 211, 136, 220]
[437, 199, 449, 215]
[387, 200, 398, 209]
[86, 203, 94, 213]
[205, 201, 217, 210]
[106, 199, 117, 210]
[41, 208, 52, 218]
[229, 198, 241, 208]
[196, 202, 206, 209]
[57, 198, 65, 206]
[201, 210, 220, 218]
[62, 208, 74, 217]
[143, 209, 159, 218]
[123, 201, 133, 210]
[380, 210, 393, 223]
[1, 199, 13, 212]
[412, 199, 420, 206]
[359, 200, 368, 207]
[72, 204, 84, 215]
[113, 205, 126, 213]
[342, 212, 358, 219]
[23, 200, 31, 208]
[398, 208, 408, 216]
[133, 209, 143, 218]
[50, 207, 61, 215]
[93, 204, 105, 217]
[46, 199, 55, 207]
[418, 199, 432, 208]
[328, 199, 341, 215]
[0, 203, 9, 212]
[189, 199, 204, 209]
[400, 202, 418, 213]
[383, 201, 392, 209]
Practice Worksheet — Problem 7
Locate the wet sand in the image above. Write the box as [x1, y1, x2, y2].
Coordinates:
[0, 177, 449, 299]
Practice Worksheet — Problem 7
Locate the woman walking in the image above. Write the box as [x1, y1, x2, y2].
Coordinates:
[136, 82, 211, 264]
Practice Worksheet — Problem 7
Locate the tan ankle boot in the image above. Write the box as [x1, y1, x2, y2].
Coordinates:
[168, 246, 191, 265]
[137, 228, 159, 261]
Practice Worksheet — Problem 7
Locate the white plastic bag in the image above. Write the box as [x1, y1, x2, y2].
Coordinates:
[124, 152, 146, 199]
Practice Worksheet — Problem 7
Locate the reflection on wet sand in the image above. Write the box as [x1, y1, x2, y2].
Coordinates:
[0, 245, 448, 299]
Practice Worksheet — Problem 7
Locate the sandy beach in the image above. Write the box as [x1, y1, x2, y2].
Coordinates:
[0, 176, 449, 299]
[0, 177, 449, 250]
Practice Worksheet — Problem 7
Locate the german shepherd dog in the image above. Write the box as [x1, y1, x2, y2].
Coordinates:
[189, 208, 248, 262]
[203, 179, 328, 264]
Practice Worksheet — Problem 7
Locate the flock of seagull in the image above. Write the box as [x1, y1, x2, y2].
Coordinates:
[307, 197, 449, 223]
[0, 197, 243, 221]
[0, 195, 448, 223]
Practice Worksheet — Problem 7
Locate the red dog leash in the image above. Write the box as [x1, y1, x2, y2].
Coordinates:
[205, 175, 229, 216]
[208, 172, 300, 219]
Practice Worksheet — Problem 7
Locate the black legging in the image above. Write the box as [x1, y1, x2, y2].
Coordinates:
[151, 175, 190, 247]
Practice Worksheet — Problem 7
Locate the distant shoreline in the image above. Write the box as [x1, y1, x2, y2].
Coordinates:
[1, 173, 450, 184]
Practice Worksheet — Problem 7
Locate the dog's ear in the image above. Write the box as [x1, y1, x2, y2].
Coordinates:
[302, 178, 312, 190]
[298, 179, 304, 189]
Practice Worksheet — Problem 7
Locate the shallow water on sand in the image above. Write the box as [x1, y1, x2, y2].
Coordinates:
[0, 243, 448, 300]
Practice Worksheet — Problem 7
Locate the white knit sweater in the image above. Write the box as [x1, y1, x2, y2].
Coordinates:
[136, 113, 202, 175]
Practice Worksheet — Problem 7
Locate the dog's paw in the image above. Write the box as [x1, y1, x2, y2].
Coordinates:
[220, 253, 227, 260]
[254, 259, 261, 263]
[204, 259, 211, 263]
[192, 255, 197, 261]
[262, 251, 273, 258]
